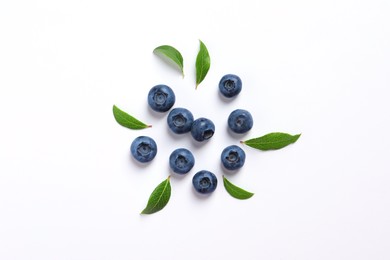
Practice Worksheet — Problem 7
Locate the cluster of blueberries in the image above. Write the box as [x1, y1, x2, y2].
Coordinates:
[130, 74, 253, 194]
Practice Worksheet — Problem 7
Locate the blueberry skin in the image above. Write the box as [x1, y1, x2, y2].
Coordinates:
[130, 136, 157, 163]
[219, 74, 242, 98]
[167, 108, 194, 134]
[192, 170, 218, 194]
[228, 109, 253, 134]
[191, 118, 215, 142]
[147, 84, 175, 112]
[221, 145, 246, 170]
[169, 148, 195, 174]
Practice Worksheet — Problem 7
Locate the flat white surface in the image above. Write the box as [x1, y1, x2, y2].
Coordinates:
[1, 0, 390, 259]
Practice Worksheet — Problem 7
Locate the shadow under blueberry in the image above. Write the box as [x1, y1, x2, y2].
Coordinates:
[188, 132, 217, 150]
[219, 162, 240, 176]
[130, 154, 155, 169]
[217, 87, 239, 104]
[191, 185, 215, 200]
[226, 124, 250, 140]
[168, 164, 189, 181]
[165, 124, 190, 142]
[147, 104, 168, 120]
[189, 138, 208, 150]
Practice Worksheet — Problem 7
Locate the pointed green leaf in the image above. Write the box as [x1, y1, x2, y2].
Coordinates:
[153, 45, 184, 77]
[223, 176, 254, 200]
[195, 40, 210, 89]
[242, 132, 301, 151]
[113, 105, 151, 130]
[141, 176, 171, 215]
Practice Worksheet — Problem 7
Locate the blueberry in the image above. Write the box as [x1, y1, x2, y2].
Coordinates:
[221, 145, 246, 170]
[169, 148, 195, 174]
[192, 170, 218, 194]
[130, 136, 157, 163]
[167, 108, 194, 134]
[191, 118, 215, 142]
[219, 74, 242, 98]
[228, 109, 253, 134]
[148, 84, 175, 112]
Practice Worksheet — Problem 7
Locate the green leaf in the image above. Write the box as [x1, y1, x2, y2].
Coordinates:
[141, 176, 171, 215]
[242, 132, 301, 151]
[223, 176, 254, 200]
[113, 105, 151, 130]
[153, 45, 184, 77]
[195, 40, 210, 89]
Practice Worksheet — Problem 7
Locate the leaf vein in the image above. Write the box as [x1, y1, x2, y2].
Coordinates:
[148, 180, 169, 212]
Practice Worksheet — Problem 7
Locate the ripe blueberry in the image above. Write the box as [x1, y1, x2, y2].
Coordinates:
[169, 148, 195, 174]
[191, 117, 215, 142]
[192, 170, 218, 194]
[147, 84, 175, 112]
[167, 108, 194, 134]
[130, 136, 157, 163]
[219, 74, 242, 98]
[228, 109, 253, 134]
[221, 145, 246, 170]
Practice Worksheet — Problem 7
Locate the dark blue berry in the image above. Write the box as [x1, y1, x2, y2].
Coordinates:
[167, 108, 194, 134]
[147, 84, 175, 112]
[191, 117, 215, 142]
[130, 136, 157, 163]
[219, 74, 242, 98]
[228, 109, 253, 134]
[169, 148, 195, 174]
[192, 170, 218, 194]
[221, 145, 246, 170]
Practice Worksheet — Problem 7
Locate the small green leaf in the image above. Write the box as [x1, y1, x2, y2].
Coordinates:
[195, 40, 210, 89]
[153, 45, 184, 77]
[141, 176, 171, 215]
[242, 132, 301, 151]
[223, 176, 254, 200]
[113, 105, 151, 130]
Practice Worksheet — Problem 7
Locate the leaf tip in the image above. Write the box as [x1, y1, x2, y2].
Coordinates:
[294, 133, 302, 142]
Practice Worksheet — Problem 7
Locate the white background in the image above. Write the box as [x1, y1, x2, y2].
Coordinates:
[1, 0, 390, 259]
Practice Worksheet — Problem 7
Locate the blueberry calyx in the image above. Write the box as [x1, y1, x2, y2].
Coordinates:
[153, 91, 167, 105]
[169, 148, 195, 174]
[192, 170, 218, 194]
[228, 109, 253, 134]
[148, 85, 175, 112]
[219, 74, 242, 98]
[191, 117, 215, 142]
[221, 145, 246, 170]
[172, 114, 186, 127]
[130, 136, 157, 163]
[167, 108, 194, 134]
